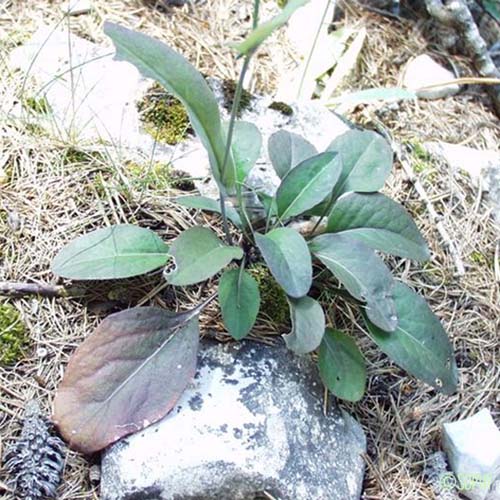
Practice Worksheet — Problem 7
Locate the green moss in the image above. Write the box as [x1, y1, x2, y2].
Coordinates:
[138, 83, 191, 145]
[0, 303, 28, 365]
[408, 140, 434, 174]
[24, 96, 50, 114]
[248, 264, 289, 325]
[268, 101, 294, 116]
[277, 0, 288, 7]
[125, 161, 195, 192]
[222, 79, 253, 117]
[470, 251, 488, 266]
[63, 148, 105, 166]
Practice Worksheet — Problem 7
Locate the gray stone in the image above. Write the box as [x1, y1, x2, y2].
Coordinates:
[424, 142, 500, 222]
[424, 451, 461, 500]
[442, 408, 500, 500]
[402, 55, 460, 99]
[101, 340, 366, 500]
[63, 0, 93, 15]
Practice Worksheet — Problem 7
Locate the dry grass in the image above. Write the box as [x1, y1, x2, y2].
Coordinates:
[0, 0, 499, 499]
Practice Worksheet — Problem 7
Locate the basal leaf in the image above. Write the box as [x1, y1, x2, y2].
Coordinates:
[327, 192, 430, 261]
[104, 22, 236, 192]
[167, 227, 243, 286]
[53, 305, 201, 453]
[326, 129, 393, 197]
[52, 224, 170, 280]
[224, 121, 262, 183]
[176, 195, 243, 227]
[219, 268, 260, 340]
[255, 228, 312, 298]
[310, 233, 397, 331]
[284, 296, 325, 354]
[268, 130, 317, 179]
[276, 151, 342, 220]
[363, 282, 458, 394]
[232, 0, 309, 55]
[318, 328, 366, 402]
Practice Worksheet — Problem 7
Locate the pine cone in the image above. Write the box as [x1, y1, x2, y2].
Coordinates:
[3, 400, 65, 500]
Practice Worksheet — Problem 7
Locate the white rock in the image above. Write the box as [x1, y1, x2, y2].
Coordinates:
[424, 142, 500, 222]
[442, 408, 500, 500]
[9, 26, 148, 149]
[403, 54, 459, 99]
[101, 341, 366, 500]
[63, 0, 92, 15]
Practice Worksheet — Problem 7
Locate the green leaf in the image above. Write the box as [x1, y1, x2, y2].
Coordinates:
[310, 233, 397, 331]
[268, 130, 317, 179]
[53, 304, 202, 453]
[176, 195, 243, 228]
[327, 192, 430, 261]
[167, 227, 243, 286]
[257, 191, 278, 218]
[363, 282, 458, 394]
[483, 0, 500, 23]
[104, 22, 235, 193]
[284, 296, 325, 354]
[326, 129, 393, 197]
[276, 151, 342, 220]
[318, 328, 366, 402]
[224, 121, 262, 183]
[255, 228, 312, 298]
[52, 224, 170, 280]
[232, 0, 309, 55]
[219, 268, 260, 340]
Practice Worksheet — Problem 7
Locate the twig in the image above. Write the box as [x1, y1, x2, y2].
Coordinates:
[0, 282, 80, 298]
[424, 0, 500, 116]
[396, 147, 466, 276]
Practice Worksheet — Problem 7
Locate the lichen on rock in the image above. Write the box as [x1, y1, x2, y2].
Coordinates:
[0, 303, 28, 365]
[137, 82, 192, 145]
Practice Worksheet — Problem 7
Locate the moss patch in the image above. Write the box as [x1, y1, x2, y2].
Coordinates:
[408, 140, 434, 174]
[248, 264, 289, 326]
[277, 0, 288, 7]
[0, 303, 28, 365]
[138, 83, 192, 145]
[222, 79, 253, 117]
[268, 101, 293, 116]
[125, 161, 195, 192]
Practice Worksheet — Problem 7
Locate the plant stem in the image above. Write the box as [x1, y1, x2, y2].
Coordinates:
[0, 282, 82, 298]
[219, 0, 260, 245]
[297, 0, 332, 99]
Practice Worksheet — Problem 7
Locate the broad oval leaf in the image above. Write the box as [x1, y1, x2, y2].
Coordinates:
[219, 268, 260, 340]
[104, 22, 236, 192]
[310, 233, 397, 331]
[224, 121, 262, 183]
[284, 296, 325, 354]
[53, 306, 201, 453]
[276, 151, 342, 220]
[268, 130, 317, 179]
[318, 328, 366, 402]
[176, 195, 243, 228]
[52, 224, 170, 280]
[326, 129, 393, 197]
[255, 228, 312, 298]
[327, 192, 430, 261]
[232, 0, 308, 55]
[167, 227, 243, 286]
[363, 282, 458, 394]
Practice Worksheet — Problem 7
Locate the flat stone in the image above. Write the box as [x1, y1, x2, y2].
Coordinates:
[101, 340, 366, 500]
[442, 408, 500, 500]
[403, 55, 459, 99]
[424, 142, 500, 222]
[9, 26, 148, 148]
[63, 0, 93, 15]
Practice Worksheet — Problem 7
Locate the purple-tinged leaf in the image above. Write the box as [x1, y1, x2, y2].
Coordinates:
[53, 305, 202, 453]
